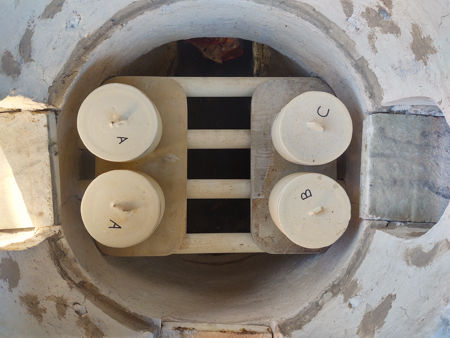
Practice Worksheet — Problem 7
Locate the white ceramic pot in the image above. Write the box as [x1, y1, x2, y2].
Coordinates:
[81, 170, 165, 248]
[271, 91, 353, 165]
[269, 172, 351, 249]
[77, 83, 162, 162]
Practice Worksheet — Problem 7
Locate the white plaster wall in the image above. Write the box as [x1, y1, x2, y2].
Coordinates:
[1, 0, 449, 118]
[288, 206, 450, 337]
[0, 0, 449, 337]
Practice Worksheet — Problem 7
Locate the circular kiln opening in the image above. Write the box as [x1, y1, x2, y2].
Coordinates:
[56, 1, 371, 324]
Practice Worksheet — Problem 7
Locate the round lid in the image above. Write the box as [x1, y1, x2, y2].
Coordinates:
[272, 91, 352, 165]
[80, 170, 165, 248]
[77, 83, 162, 162]
[269, 173, 351, 249]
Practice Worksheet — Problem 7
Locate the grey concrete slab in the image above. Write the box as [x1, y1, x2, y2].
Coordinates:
[360, 113, 450, 223]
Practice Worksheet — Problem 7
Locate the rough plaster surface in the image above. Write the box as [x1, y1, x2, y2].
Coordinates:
[0, 0, 449, 337]
[360, 113, 450, 223]
[0, 0, 448, 119]
[285, 206, 450, 338]
[1, 213, 449, 337]
[0, 235, 159, 337]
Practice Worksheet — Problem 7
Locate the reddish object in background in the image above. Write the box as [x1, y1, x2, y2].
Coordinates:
[187, 38, 244, 64]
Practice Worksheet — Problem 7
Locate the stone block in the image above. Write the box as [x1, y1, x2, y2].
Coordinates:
[0, 111, 54, 229]
[360, 113, 449, 223]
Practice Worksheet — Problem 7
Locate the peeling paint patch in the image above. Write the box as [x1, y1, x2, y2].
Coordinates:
[40, 0, 66, 19]
[368, 31, 377, 53]
[381, 0, 393, 11]
[358, 294, 396, 338]
[342, 278, 360, 303]
[340, 0, 353, 19]
[404, 239, 450, 267]
[1, 51, 21, 78]
[19, 294, 47, 323]
[347, 16, 362, 31]
[278, 229, 375, 336]
[66, 11, 81, 30]
[410, 23, 437, 65]
[47, 295, 68, 319]
[19, 27, 34, 63]
[0, 257, 20, 291]
[362, 6, 401, 36]
[76, 316, 105, 338]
